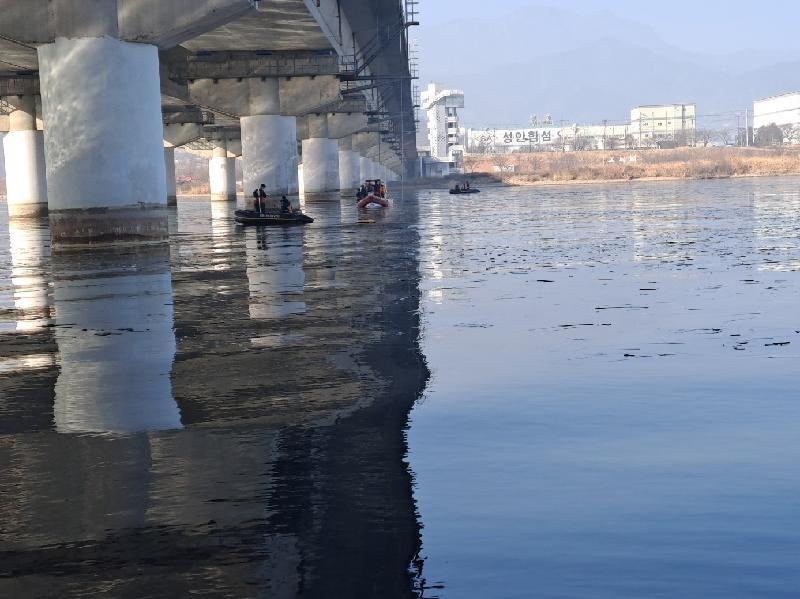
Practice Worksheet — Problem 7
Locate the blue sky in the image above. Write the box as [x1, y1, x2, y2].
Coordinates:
[421, 0, 800, 54]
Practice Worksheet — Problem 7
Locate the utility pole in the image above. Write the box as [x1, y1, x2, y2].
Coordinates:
[744, 107, 750, 147]
[737, 114, 741, 146]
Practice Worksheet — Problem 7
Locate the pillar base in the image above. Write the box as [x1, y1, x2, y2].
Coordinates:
[167, 195, 178, 206]
[7, 202, 49, 218]
[210, 193, 237, 202]
[49, 204, 168, 248]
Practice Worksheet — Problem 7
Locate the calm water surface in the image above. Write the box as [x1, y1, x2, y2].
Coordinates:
[1, 178, 799, 598]
[0, 195, 427, 598]
[409, 178, 800, 598]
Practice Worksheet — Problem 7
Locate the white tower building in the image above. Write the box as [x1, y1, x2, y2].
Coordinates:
[420, 83, 465, 164]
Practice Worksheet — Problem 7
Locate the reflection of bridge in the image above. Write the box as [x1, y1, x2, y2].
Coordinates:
[0, 0, 417, 242]
[0, 198, 430, 596]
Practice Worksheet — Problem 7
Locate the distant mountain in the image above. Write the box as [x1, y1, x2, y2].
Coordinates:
[418, 5, 800, 127]
[448, 39, 800, 127]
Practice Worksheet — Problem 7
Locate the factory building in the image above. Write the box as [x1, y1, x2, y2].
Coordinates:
[466, 103, 696, 153]
[753, 92, 800, 130]
[630, 104, 696, 145]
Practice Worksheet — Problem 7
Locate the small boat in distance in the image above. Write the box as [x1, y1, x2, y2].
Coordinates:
[234, 210, 314, 226]
[449, 187, 480, 195]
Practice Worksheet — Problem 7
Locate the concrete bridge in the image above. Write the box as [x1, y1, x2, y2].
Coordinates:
[0, 0, 417, 244]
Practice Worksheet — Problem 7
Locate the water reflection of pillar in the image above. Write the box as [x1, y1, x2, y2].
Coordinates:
[51, 246, 181, 434]
[167, 205, 181, 266]
[8, 217, 52, 331]
[418, 192, 450, 287]
[211, 200, 238, 271]
[302, 201, 346, 301]
[2, 216, 57, 431]
[245, 227, 306, 320]
[143, 428, 302, 595]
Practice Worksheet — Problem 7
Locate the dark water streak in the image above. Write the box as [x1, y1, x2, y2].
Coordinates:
[0, 196, 429, 598]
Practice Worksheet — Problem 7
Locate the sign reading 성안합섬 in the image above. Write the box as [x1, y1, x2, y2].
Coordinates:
[468, 128, 562, 151]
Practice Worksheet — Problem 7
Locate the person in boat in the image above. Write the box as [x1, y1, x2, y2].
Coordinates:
[252, 184, 268, 213]
[357, 184, 367, 200]
[374, 179, 383, 198]
[280, 195, 292, 214]
[465, 180, 470, 190]
[453, 183, 461, 192]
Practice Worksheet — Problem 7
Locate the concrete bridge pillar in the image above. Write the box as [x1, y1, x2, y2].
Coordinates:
[38, 36, 167, 245]
[241, 114, 298, 197]
[359, 156, 371, 182]
[164, 147, 177, 206]
[209, 140, 236, 202]
[365, 149, 382, 182]
[235, 79, 298, 197]
[163, 123, 204, 206]
[338, 136, 361, 193]
[301, 114, 339, 194]
[2, 96, 48, 218]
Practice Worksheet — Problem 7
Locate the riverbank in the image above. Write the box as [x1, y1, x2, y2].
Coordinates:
[463, 146, 800, 186]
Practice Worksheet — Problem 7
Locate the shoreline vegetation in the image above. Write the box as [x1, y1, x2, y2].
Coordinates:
[4, 148, 800, 201]
[461, 146, 800, 187]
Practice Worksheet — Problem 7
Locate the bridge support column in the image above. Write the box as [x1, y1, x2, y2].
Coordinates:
[301, 115, 339, 194]
[359, 156, 371, 182]
[338, 137, 361, 192]
[2, 96, 48, 218]
[38, 36, 167, 245]
[164, 147, 177, 206]
[209, 141, 236, 202]
[241, 114, 298, 196]
[163, 124, 204, 206]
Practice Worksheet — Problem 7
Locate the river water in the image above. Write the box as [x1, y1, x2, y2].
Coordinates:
[1, 178, 799, 598]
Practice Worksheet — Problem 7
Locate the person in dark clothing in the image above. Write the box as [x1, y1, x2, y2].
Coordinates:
[252, 184, 268, 213]
[280, 195, 291, 214]
[258, 184, 268, 212]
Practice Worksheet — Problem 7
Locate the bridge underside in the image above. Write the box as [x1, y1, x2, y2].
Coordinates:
[0, 0, 416, 242]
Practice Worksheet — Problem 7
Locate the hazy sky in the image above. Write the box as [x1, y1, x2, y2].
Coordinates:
[413, 0, 800, 128]
[421, 0, 800, 55]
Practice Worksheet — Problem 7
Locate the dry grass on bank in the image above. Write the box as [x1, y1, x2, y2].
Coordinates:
[464, 147, 800, 185]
